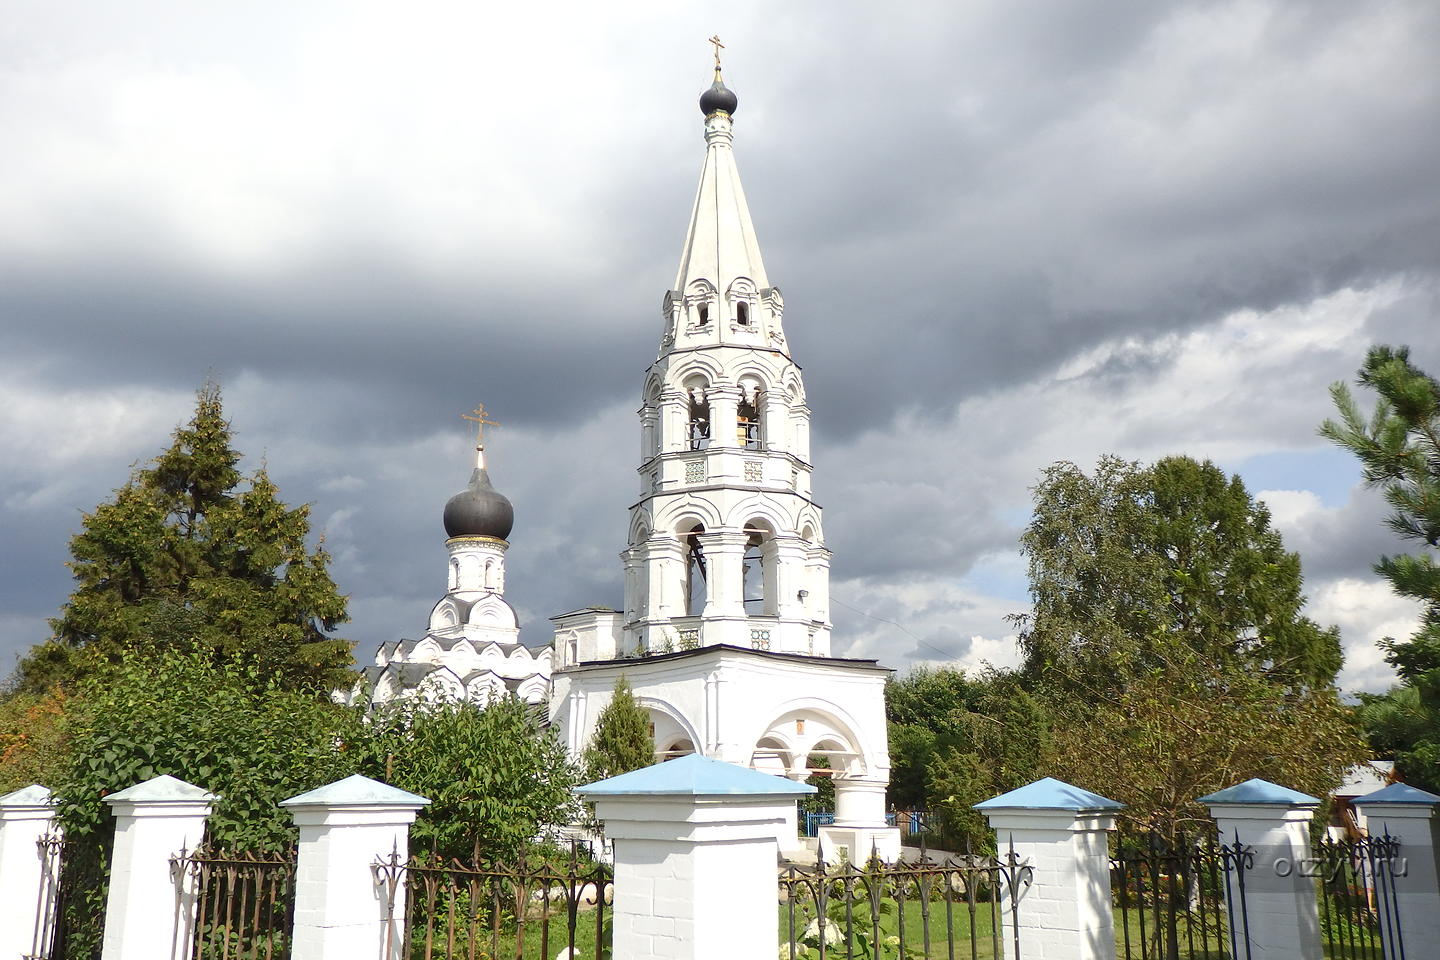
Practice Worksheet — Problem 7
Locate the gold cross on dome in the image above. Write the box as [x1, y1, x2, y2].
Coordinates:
[708, 35, 725, 71]
[461, 404, 499, 447]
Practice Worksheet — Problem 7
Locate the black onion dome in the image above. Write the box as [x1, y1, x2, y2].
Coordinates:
[443, 467, 514, 540]
[700, 72, 738, 116]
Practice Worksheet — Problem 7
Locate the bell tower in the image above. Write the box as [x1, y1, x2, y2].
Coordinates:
[621, 63, 831, 658]
[548, 54, 898, 860]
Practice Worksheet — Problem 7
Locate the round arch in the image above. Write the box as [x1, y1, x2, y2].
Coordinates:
[654, 499, 724, 535]
[743, 697, 882, 779]
[633, 694, 702, 758]
[725, 495, 794, 533]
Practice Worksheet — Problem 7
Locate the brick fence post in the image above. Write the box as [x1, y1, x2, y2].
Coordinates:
[974, 777, 1123, 960]
[576, 752, 814, 960]
[1353, 781, 1440, 954]
[1201, 778, 1322, 960]
[100, 774, 216, 960]
[281, 774, 429, 960]
[0, 785, 60, 960]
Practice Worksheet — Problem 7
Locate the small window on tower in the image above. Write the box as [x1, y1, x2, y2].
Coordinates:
[736, 301, 750, 326]
[697, 303, 710, 326]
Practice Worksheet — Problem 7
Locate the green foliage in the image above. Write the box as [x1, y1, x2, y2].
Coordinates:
[53, 650, 360, 850]
[13, 382, 352, 695]
[1047, 657, 1365, 830]
[800, 754, 836, 815]
[885, 668, 1052, 849]
[1017, 455, 1342, 692]
[360, 695, 581, 862]
[786, 889, 922, 959]
[45, 651, 362, 960]
[1322, 344, 1440, 789]
[582, 677, 654, 782]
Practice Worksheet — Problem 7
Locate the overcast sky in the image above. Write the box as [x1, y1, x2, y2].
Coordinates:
[2, 0, 1436, 694]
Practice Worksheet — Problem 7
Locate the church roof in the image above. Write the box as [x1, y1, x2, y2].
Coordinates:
[673, 74, 770, 297]
[561, 643, 889, 674]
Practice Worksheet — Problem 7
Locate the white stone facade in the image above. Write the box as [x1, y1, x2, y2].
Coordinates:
[349, 453, 551, 709]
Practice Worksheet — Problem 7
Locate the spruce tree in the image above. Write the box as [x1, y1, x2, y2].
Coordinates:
[583, 676, 654, 781]
[1323, 344, 1440, 788]
[13, 382, 352, 695]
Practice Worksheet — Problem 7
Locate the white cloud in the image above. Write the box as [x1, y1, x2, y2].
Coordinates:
[1308, 579, 1420, 693]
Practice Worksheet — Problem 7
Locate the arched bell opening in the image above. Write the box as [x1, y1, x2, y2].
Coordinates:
[687, 388, 711, 450]
[742, 519, 778, 618]
[683, 524, 707, 617]
[737, 391, 762, 450]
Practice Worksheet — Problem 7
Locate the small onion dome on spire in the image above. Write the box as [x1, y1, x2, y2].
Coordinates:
[699, 68, 738, 117]
[443, 454, 514, 541]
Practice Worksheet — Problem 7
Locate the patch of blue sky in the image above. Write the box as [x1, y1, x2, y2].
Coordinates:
[1226, 447, 1361, 509]
[961, 552, 1030, 605]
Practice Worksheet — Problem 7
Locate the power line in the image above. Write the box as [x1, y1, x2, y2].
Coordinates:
[828, 594, 968, 665]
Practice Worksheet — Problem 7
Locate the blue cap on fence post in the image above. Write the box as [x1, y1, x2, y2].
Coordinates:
[576, 753, 815, 798]
[1197, 779, 1319, 807]
[1353, 782, 1440, 805]
[973, 777, 1123, 812]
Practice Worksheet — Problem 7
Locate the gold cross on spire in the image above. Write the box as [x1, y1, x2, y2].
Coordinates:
[461, 403, 499, 447]
[708, 35, 725, 72]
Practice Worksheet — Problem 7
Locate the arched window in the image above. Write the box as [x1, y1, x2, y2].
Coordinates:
[688, 390, 711, 450]
[697, 302, 710, 326]
[737, 394, 761, 449]
[736, 301, 750, 326]
[685, 526, 707, 616]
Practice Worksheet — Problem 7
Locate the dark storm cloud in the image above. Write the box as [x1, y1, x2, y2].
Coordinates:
[2, 0, 1437, 681]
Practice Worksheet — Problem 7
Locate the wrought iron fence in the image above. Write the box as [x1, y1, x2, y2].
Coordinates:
[778, 849, 1032, 960]
[170, 846, 297, 960]
[1311, 833, 1404, 960]
[1110, 832, 1252, 960]
[36, 835, 109, 960]
[372, 844, 614, 960]
[24, 832, 65, 960]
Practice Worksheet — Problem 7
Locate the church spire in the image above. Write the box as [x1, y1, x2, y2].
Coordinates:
[670, 54, 775, 334]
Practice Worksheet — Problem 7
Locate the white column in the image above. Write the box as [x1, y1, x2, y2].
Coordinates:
[1353, 782, 1440, 955]
[281, 774, 430, 960]
[0, 785, 60, 960]
[577, 753, 813, 960]
[975, 777, 1123, 960]
[771, 537, 808, 625]
[649, 537, 686, 622]
[660, 389, 687, 453]
[707, 386, 742, 449]
[762, 393, 789, 453]
[820, 778, 901, 863]
[697, 530, 746, 620]
[101, 774, 216, 960]
[1201, 778, 1323, 960]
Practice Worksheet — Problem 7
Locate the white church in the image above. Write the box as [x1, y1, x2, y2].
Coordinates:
[350, 61, 899, 857]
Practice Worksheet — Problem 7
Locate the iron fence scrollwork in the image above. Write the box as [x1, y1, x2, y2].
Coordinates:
[1110, 830, 1252, 960]
[372, 842, 614, 960]
[24, 832, 65, 960]
[1312, 831, 1405, 960]
[169, 845, 297, 960]
[778, 845, 1032, 960]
